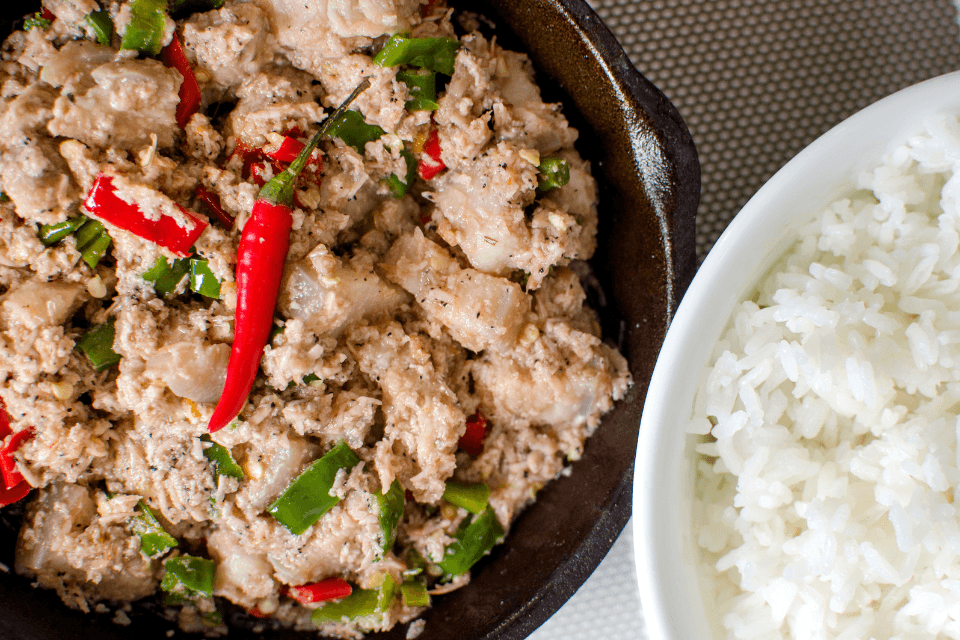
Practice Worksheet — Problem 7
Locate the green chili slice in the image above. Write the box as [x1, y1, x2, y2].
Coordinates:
[24, 12, 52, 31]
[375, 480, 404, 555]
[85, 9, 114, 46]
[143, 256, 191, 297]
[38, 216, 86, 246]
[397, 68, 439, 112]
[267, 441, 361, 535]
[438, 508, 504, 577]
[327, 110, 385, 155]
[441, 481, 490, 514]
[200, 434, 244, 482]
[538, 157, 570, 192]
[373, 35, 461, 75]
[120, 0, 169, 56]
[161, 555, 215, 598]
[74, 218, 112, 268]
[400, 580, 429, 607]
[189, 259, 222, 298]
[131, 501, 178, 557]
[76, 321, 121, 372]
[382, 149, 416, 199]
[311, 574, 396, 623]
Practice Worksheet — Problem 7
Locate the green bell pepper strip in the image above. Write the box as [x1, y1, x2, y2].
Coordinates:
[375, 480, 404, 555]
[400, 580, 429, 608]
[438, 508, 504, 577]
[441, 481, 490, 514]
[311, 574, 396, 623]
[327, 110, 385, 155]
[200, 434, 244, 481]
[537, 157, 570, 192]
[85, 9, 113, 46]
[382, 149, 416, 199]
[161, 555, 215, 598]
[24, 12, 52, 31]
[121, 0, 169, 56]
[189, 259, 222, 298]
[38, 216, 86, 246]
[76, 321, 122, 372]
[397, 68, 439, 112]
[131, 501, 178, 557]
[267, 441, 361, 535]
[373, 35, 461, 76]
[143, 256, 191, 297]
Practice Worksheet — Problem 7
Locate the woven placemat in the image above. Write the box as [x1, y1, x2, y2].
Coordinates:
[531, 2, 960, 639]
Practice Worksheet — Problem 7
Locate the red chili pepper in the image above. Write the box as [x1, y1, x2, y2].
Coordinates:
[286, 578, 352, 604]
[208, 79, 370, 433]
[247, 606, 271, 619]
[161, 33, 202, 129]
[458, 412, 487, 456]
[195, 185, 234, 230]
[418, 129, 446, 181]
[41, 8, 55, 22]
[265, 136, 306, 164]
[1, 427, 35, 490]
[84, 173, 208, 258]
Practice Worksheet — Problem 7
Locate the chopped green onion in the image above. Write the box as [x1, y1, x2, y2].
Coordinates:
[438, 508, 504, 577]
[85, 9, 113, 46]
[189, 259, 221, 298]
[374, 35, 461, 76]
[267, 441, 361, 535]
[161, 555, 215, 598]
[38, 216, 86, 247]
[76, 321, 122, 372]
[143, 256, 191, 297]
[311, 574, 396, 623]
[397, 68, 439, 112]
[131, 501, 178, 558]
[302, 373, 320, 384]
[375, 480, 404, 555]
[200, 434, 244, 482]
[327, 110, 385, 155]
[0, 193, 9, 202]
[441, 481, 490, 514]
[400, 580, 429, 608]
[120, 0, 169, 56]
[382, 149, 416, 199]
[537, 157, 570, 192]
[73, 218, 112, 268]
[24, 12, 52, 31]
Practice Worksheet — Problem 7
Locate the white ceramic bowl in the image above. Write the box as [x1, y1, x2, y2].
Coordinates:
[632, 70, 960, 640]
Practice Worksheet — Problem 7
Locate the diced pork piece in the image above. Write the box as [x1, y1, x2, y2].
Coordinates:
[279, 245, 408, 337]
[352, 321, 463, 502]
[2, 278, 83, 330]
[15, 483, 157, 607]
[472, 320, 630, 434]
[227, 68, 325, 148]
[183, 2, 272, 90]
[232, 423, 319, 516]
[381, 229, 530, 353]
[46, 48, 182, 151]
[207, 526, 276, 608]
[144, 341, 230, 404]
[44, 0, 100, 25]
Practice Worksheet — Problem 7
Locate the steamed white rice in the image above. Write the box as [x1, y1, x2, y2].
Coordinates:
[692, 114, 960, 639]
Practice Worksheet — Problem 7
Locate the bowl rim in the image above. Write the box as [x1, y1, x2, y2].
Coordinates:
[632, 69, 960, 640]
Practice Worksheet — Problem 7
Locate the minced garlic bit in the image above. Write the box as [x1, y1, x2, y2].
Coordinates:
[220, 281, 237, 310]
[51, 381, 74, 401]
[548, 212, 566, 231]
[244, 458, 264, 481]
[519, 148, 540, 167]
[519, 323, 539, 346]
[87, 275, 107, 298]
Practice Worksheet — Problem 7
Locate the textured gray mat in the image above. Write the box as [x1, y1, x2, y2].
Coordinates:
[531, 2, 960, 639]
[590, 0, 960, 260]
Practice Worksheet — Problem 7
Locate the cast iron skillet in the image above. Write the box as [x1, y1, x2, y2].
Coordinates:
[0, 1, 699, 639]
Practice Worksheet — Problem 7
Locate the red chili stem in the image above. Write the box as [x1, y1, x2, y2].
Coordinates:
[161, 33, 202, 129]
[286, 578, 353, 604]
